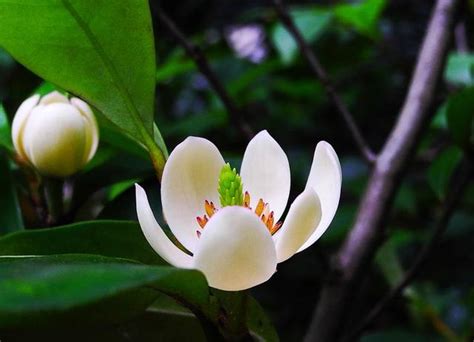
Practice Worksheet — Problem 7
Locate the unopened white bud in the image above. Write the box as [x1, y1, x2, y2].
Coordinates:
[11, 91, 99, 177]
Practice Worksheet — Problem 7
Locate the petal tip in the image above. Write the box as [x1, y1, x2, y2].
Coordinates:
[39, 91, 68, 105]
[253, 129, 273, 141]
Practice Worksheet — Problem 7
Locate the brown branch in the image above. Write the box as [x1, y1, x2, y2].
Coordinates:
[343, 157, 473, 341]
[155, 9, 253, 139]
[273, 0, 376, 164]
[304, 0, 460, 341]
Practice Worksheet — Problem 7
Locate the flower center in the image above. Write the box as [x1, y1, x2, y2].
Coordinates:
[195, 163, 282, 237]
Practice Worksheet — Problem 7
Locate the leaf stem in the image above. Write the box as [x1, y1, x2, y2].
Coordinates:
[142, 133, 166, 181]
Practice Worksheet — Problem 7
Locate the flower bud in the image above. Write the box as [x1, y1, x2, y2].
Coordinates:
[11, 91, 99, 177]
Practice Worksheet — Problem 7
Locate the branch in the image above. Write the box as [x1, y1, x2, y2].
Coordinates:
[343, 157, 473, 341]
[273, 0, 375, 164]
[155, 9, 253, 139]
[304, 0, 460, 340]
[454, 21, 468, 53]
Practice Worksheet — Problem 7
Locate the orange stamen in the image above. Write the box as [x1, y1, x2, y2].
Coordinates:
[262, 203, 270, 218]
[200, 193, 283, 236]
[196, 215, 208, 228]
[244, 191, 251, 208]
[205, 200, 216, 217]
[266, 211, 274, 231]
[270, 221, 283, 235]
[255, 199, 265, 216]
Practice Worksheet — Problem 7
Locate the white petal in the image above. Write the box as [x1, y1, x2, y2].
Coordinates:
[240, 130, 290, 222]
[161, 137, 225, 253]
[11, 94, 40, 161]
[135, 184, 193, 268]
[70, 97, 99, 163]
[22, 104, 87, 177]
[274, 189, 321, 262]
[298, 141, 342, 252]
[193, 206, 277, 291]
[39, 91, 69, 105]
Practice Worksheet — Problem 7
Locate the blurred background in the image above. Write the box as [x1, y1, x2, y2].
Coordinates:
[1, 0, 473, 340]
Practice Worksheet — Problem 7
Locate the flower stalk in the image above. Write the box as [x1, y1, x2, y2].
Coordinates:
[43, 177, 64, 225]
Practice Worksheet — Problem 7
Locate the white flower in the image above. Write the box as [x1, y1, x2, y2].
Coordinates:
[135, 130, 341, 291]
[12, 91, 99, 177]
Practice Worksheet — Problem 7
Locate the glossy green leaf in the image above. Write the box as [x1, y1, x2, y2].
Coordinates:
[361, 329, 443, 342]
[0, 0, 165, 163]
[0, 220, 164, 265]
[428, 146, 463, 200]
[95, 114, 150, 161]
[444, 53, 474, 86]
[0, 104, 13, 152]
[2, 308, 207, 342]
[272, 7, 331, 64]
[0, 254, 209, 330]
[444, 87, 474, 148]
[334, 0, 387, 39]
[34, 81, 60, 96]
[0, 153, 23, 235]
[0, 254, 278, 339]
[153, 122, 169, 159]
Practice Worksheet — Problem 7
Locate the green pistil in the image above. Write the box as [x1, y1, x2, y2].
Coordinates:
[218, 163, 244, 207]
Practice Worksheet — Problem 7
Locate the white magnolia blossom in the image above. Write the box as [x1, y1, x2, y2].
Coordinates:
[12, 91, 99, 177]
[136, 130, 341, 291]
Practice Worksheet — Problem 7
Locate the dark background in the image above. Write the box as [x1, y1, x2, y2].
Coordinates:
[1, 0, 473, 340]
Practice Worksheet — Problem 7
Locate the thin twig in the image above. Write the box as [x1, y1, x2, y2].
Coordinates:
[155, 9, 253, 140]
[273, 0, 376, 164]
[304, 0, 460, 340]
[454, 21, 468, 53]
[343, 158, 473, 341]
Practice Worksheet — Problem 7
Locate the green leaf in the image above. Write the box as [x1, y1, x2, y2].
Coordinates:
[0, 226, 279, 339]
[0, 254, 209, 330]
[334, 0, 387, 39]
[156, 50, 197, 83]
[0, 103, 13, 152]
[246, 296, 279, 342]
[0, 220, 164, 265]
[431, 103, 448, 130]
[34, 81, 61, 96]
[95, 114, 150, 161]
[444, 87, 474, 148]
[375, 239, 405, 287]
[361, 329, 444, 342]
[0, 0, 166, 167]
[0, 153, 23, 235]
[428, 146, 463, 200]
[228, 59, 283, 97]
[5, 307, 207, 341]
[444, 53, 474, 86]
[154, 122, 169, 159]
[272, 7, 331, 64]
